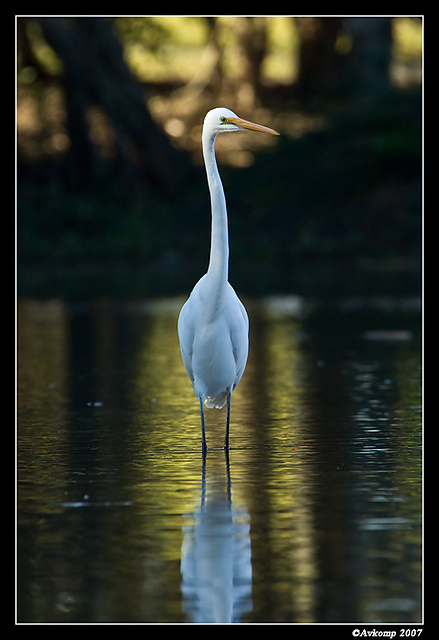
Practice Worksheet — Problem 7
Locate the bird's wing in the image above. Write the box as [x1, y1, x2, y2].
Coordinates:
[229, 293, 249, 389]
[177, 299, 195, 384]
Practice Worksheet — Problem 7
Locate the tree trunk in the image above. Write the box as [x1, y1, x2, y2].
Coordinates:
[295, 16, 393, 102]
[296, 17, 344, 97]
[343, 17, 393, 102]
[39, 17, 193, 195]
[222, 17, 268, 112]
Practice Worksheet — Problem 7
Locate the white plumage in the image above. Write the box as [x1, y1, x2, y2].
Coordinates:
[178, 107, 279, 450]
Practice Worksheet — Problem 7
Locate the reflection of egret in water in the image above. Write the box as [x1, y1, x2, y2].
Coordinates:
[180, 450, 252, 623]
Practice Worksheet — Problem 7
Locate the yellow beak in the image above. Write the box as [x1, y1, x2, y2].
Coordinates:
[228, 117, 279, 136]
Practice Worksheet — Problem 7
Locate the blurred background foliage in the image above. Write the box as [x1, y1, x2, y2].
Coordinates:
[17, 16, 422, 294]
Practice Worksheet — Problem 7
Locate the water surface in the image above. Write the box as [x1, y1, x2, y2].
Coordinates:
[17, 295, 422, 623]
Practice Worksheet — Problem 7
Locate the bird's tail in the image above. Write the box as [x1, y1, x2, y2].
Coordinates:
[205, 393, 228, 409]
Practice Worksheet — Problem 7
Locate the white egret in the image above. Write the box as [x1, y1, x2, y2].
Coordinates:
[178, 107, 279, 451]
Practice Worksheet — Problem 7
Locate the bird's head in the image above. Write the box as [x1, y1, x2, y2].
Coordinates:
[203, 107, 279, 138]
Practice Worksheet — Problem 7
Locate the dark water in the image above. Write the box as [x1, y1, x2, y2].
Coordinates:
[17, 295, 422, 623]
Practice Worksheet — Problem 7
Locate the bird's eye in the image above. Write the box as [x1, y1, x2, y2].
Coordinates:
[220, 116, 227, 123]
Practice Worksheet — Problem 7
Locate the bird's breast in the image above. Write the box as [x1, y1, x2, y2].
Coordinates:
[192, 319, 236, 394]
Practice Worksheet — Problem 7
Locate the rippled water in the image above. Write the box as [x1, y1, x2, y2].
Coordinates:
[17, 295, 422, 623]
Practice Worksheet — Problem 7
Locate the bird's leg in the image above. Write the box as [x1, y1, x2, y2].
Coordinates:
[199, 395, 207, 452]
[224, 391, 231, 450]
[201, 446, 207, 509]
[224, 446, 231, 504]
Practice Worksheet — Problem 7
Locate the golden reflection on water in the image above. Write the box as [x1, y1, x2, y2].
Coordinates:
[250, 308, 316, 621]
[129, 299, 197, 448]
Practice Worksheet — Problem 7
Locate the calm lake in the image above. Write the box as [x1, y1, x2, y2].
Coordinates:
[17, 291, 422, 623]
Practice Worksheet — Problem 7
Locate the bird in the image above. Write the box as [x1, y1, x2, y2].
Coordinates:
[178, 107, 279, 452]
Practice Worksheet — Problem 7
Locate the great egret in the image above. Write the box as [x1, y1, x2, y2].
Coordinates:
[178, 107, 279, 451]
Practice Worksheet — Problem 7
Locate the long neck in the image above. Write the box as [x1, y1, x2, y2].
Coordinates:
[203, 132, 229, 305]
